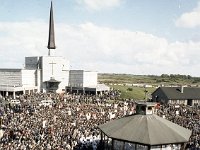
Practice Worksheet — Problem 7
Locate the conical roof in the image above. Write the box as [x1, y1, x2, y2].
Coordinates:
[99, 114, 192, 146]
[47, 1, 56, 49]
[44, 77, 60, 83]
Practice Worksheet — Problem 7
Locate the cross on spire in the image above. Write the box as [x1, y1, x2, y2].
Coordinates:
[47, 1, 56, 52]
[49, 61, 56, 76]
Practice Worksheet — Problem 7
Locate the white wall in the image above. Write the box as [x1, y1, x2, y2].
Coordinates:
[21, 69, 36, 87]
[83, 71, 97, 87]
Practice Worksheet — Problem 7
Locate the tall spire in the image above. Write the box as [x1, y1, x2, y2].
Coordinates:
[47, 1, 56, 55]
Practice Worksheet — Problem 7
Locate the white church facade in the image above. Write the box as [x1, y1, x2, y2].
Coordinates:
[0, 2, 109, 98]
[24, 55, 70, 93]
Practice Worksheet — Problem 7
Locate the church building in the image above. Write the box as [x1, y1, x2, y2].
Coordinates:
[0, 2, 109, 98]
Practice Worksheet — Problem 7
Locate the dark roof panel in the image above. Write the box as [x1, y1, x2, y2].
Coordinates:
[99, 114, 192, 146]
[159, 87, 200, 100]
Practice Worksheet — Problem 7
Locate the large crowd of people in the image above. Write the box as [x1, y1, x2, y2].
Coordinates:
[0, 91, 198, 150]
[157, 104, 200, 150]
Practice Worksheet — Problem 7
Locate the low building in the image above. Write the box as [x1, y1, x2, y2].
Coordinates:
[66, 70, 110, 94]
[0, 69, 38, 97]
[151, 86, 200, 106]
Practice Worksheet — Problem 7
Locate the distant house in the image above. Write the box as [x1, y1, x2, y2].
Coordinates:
[151, 86, 200, 106]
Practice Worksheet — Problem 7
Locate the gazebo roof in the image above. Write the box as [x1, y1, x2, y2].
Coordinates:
[98, 114, 192, 146]
[44, 77, 60, 83]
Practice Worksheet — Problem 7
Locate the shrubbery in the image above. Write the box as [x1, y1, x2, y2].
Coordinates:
[127, 88, 133, 91]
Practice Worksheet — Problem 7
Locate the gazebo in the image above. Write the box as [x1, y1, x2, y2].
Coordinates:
[98, 102, 192, 150]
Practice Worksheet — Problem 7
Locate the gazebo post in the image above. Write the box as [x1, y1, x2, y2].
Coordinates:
[103, 133, 106, 149]
[122, 141, 125, 150]
[111, 139, 114, 150]
[180, 143, 186, 150]
[147, 145, 151, 150]
[135, 144, 137, 150]
[106, 136, 109, 149]
[100, 131, 104, 149]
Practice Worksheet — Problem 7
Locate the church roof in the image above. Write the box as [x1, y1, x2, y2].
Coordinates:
[47, 1, 56, 49]
[98, 114, 191, 146]
[0, 68, 22, 71]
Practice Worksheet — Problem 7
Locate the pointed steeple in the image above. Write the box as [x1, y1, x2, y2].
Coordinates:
[47, 1, 56, 54]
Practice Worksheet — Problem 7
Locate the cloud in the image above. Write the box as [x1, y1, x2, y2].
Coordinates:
[0, 21, 200, 75]
[0, 21, 48, 68]
[176, 2, 200, 28]
[76, 0, 123, 10]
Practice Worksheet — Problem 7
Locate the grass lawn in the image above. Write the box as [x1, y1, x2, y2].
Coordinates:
[110, 85, 157, 100]
[98, 73, 200, 100]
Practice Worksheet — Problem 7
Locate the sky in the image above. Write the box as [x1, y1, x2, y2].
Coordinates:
[1, 0, 200, 76]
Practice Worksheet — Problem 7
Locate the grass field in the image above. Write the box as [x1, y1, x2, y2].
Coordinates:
[98, 73, 200, 100]
[98, 74, 157, 84]
[98, 73, 200, 85]
[110, 85, 156, 100]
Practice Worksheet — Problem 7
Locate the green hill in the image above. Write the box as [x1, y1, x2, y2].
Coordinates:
[110, 85, 156, 100]
[98, 73, 200, 100]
